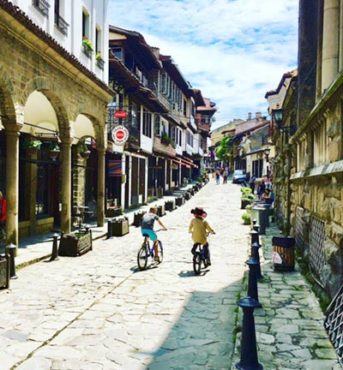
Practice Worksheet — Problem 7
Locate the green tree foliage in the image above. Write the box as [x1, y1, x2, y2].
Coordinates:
[215, 136, 233, 160]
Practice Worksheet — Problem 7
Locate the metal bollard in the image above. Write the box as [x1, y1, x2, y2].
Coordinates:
[49, 234, 59, 261]
[7, 243, 18, 279]
[246, 257, 262, 307]
[251, 242, 263, 280]
[250, 230, 260, 246]
[235, 297, 263, 370]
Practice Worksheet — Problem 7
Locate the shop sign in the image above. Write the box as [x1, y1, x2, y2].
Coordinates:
[114, 110, 128, 119]
[111, 126, 129, 145]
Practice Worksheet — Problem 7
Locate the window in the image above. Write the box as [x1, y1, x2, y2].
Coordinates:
[183, 99, 187, 116]
[111, 47, 123, 60]
[32, 0, 49, 17]
[131, 102, 138, 128]
[187, 131, 193, 147]
[179, 130, 182, 146]
[55, 0, 68, 36]
[155, 115, 161, 135]
[142, 108, 152, 138]
[82, 9, 90, 39]
[313, 121, 327, 166]
[96, 27, 102, 54]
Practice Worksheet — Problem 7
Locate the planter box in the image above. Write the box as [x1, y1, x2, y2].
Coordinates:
[165, 200, 175, 211]
[58, 230, 92, 257]
[133, 211, 146, 227]
[0, 254, 9, 289]
[157, 205, 166, 217]
[105, 207, 122, 218]
[184, 192, 191, 200]
[108, 217, 129, 237]
[175, 197, 185, 207]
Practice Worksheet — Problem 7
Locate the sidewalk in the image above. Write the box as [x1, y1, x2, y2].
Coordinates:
[231, 222, 341, 370]
[11, 184, 196, 270]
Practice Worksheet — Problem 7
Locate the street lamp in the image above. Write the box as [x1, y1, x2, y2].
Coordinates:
[272, 108, 283, 129]
[264, 148, 271, 162]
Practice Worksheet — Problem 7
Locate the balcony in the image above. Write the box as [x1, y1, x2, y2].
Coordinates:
[153, 136, 176, 157]
[55, 13, 69, 36]
[32, 0, 49, 17]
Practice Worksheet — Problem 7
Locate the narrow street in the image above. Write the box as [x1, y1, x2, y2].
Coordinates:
[0, 181, 249, 370]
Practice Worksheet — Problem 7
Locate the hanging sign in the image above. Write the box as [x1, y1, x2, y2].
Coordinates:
[111, 125, 129, 145]
[114, 110, 128, 119]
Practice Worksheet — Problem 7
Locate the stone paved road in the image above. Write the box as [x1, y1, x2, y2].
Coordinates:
[0, 181, 250, 370]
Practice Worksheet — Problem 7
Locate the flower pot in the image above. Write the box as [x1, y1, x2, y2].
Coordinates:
[80, 150, 91, 159]
[108, 217, 129, 237]
[165, 200, 175, 211]
[58, 230, 92, 257]
[241, 200, 251, 209]
[0, 254, 9, 289]
[175, 196, 185, 207]
[157, 205, 166, 217]
[133, 211, 146, 227]
[49, 150, 60, 161]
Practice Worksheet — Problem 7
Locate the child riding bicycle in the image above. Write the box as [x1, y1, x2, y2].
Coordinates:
[141, 207, 167, 262]
[189, 207, 215, 265]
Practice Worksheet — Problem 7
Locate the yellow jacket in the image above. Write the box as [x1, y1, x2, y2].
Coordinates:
[189, 217, 214, 245]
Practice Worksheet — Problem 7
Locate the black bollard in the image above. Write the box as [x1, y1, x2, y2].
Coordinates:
[250, 230, 260, 246]
[49, 234, 59, 261]
[251, 242, 263, 280]
[235, 297, 263, 370]
[7, 243, 18, 279]
[253, 224, 260, 233]
[246, 257, 262, 308]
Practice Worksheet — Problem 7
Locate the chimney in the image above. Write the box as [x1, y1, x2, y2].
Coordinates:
[255, 112, 262, 119]
[248, 112, 252, 120]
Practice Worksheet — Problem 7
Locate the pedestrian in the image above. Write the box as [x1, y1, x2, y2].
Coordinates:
[141, 207, 167, 262]
[249, 175, 256, 193]
[215, 168, 220, 185]
[0, 191, 7, 243]
[189, 207, 215, 265]
[223, 169, 228, 184]
[258, 180, 266, 199]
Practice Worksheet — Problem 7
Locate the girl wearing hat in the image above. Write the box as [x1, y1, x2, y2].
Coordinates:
[189, 207, 215, 265]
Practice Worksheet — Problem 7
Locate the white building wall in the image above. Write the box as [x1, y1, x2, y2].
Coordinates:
[12, 0, 109, 83]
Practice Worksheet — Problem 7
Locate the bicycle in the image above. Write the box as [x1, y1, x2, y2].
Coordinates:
[192, 243, 210, 275]
[137, 230, 164, 271]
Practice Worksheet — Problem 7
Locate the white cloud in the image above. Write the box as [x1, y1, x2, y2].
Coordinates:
[108, 0, 298, 128]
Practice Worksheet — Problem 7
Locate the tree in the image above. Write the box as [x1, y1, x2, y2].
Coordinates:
[215, 136, 233, 161]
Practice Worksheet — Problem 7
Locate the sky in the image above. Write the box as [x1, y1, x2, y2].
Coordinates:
[108, 0, 298, 130]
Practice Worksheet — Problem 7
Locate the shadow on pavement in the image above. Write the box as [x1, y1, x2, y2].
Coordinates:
[141, 278, 243, 369]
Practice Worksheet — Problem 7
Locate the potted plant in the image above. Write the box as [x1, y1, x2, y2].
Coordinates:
[240, 187, 255, 209]
[96, 52, 104, 69]
[78, 142, 91, 159]
[108, 216, 130, 237]
[242, 211, 251, 225]
[23, 138, 42, 156]
[48, 142, 60, 161]
[82, 37, 93, 57]
[58, 229, 92, 257]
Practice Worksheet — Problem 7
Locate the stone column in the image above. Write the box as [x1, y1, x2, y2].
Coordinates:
[60, 137, 72, 234]
[5, 127, 20, 249]
[322, 0, 340, 91]
[97, 147, 105, 227]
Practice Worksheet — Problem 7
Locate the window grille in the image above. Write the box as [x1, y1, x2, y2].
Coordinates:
[324, 285, 343, 366]
[309, 216, 326, 285]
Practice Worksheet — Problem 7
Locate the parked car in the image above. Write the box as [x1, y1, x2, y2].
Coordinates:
[232, 170, 247, 184]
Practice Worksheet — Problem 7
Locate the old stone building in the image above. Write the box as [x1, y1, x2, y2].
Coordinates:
[267, 0, 343, 299]
[0, 0, 112, 247]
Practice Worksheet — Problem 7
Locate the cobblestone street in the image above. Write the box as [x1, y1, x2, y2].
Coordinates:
[0, 181, 250, 370]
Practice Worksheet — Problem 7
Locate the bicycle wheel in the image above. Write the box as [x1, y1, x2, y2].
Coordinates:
[156, 241, 163, 264]
[193, 252, 201, 275]
[137, 244, 148, 270]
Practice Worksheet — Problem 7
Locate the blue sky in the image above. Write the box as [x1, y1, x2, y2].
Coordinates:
[108, 0, 298, 129]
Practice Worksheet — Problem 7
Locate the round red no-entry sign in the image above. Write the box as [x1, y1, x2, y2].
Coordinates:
[111, 125, 129, 145]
